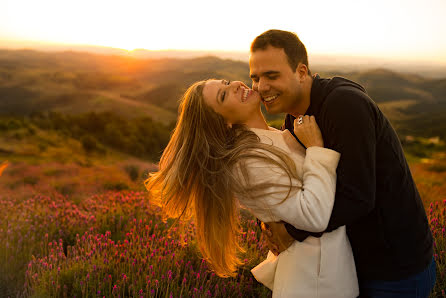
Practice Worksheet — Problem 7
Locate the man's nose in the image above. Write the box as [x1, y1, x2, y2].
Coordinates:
[252, 81, 258, 91]
[257, 78, 270, 93]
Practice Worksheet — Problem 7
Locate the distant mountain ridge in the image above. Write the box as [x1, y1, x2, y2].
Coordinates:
[0, 49, 445, 138]
[2, 41, 445, 78]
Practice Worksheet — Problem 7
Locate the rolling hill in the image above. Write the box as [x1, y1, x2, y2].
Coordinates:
[0, 49, 445, 138]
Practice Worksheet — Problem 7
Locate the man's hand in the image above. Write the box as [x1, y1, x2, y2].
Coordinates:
[261, 221, 295, 256]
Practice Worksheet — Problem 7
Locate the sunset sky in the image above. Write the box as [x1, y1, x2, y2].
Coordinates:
[1, 0, 445, 63]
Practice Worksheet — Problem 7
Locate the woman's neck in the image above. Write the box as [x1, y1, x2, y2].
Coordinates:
[244, 111, 269, 130]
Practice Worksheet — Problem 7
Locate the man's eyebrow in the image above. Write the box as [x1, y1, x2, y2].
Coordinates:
[250, 71, 279, 78]
[262, 71, 280, 76]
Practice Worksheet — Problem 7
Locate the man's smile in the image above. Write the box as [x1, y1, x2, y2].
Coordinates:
[262, 94, 279, 104]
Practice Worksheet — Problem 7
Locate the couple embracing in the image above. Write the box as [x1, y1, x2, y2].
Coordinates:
[146, 29, 436, 297]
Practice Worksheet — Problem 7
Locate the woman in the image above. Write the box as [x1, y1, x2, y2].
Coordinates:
[145, 79, 358, 297]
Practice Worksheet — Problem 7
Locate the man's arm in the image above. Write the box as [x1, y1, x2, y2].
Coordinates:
[322, 88, 377, 230]
[283, 88, 377, 238]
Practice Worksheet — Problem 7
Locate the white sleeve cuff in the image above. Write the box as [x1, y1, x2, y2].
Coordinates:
[251, 251, 278, 291]
[306, 146, 341, 169]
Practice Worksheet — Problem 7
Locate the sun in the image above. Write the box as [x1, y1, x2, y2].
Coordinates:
[122, 47, 138, 52]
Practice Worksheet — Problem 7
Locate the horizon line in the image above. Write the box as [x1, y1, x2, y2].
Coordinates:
[1, 39, 446, 70]
[1, 38, 446, 65]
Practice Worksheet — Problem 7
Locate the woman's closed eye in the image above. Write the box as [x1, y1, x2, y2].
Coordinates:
[221, 80, 231, 102]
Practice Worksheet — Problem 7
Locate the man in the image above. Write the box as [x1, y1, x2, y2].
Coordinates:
[249, 29, 436, 297]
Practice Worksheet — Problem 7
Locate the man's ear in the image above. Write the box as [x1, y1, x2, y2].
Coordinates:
[296, 63, 309, 81]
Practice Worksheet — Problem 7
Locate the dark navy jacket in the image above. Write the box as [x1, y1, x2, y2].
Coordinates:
[283, 75, 433, 281]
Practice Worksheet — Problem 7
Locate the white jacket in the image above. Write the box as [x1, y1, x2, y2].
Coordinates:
[236, 127, 358, 298]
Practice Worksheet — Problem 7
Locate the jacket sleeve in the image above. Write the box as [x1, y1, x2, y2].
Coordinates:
[321, 88, 377, 231]
[237, 147, 340, 233]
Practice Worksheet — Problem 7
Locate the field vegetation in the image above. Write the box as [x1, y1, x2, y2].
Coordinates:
[0, 49, 445, 297]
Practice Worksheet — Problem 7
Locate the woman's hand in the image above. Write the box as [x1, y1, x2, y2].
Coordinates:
[261, 221, 295, 256]
[294, 115, 324, 148]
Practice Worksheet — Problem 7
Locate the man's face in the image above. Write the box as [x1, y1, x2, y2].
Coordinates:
[249, 46, 304, 115]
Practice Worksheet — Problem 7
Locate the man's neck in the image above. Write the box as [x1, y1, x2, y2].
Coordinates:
[290, 75, 313, 118]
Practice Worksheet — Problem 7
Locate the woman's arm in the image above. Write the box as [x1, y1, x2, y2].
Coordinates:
[255, 146, 340, 232]
[238, 115, 339, 235]
[238, 146, 340, 233]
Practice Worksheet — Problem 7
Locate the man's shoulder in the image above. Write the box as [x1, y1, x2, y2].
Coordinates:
[316, 81, 380, 128]
[322, 84, 374, 113]
[311, 75, 370, 111]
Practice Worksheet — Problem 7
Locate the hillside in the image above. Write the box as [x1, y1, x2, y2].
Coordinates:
[0, 49, 445, 138]
[0, 49, 445, 297]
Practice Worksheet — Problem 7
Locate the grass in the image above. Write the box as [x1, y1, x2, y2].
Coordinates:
[0, 186, 443, 297]
[0, 132, 444, 297]
[1, 191, 270, 297]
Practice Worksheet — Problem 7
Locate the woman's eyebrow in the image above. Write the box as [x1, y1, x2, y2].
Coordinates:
[216, 80, 224, 104]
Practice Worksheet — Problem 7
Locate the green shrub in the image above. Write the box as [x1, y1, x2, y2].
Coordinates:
[6, 119, 23, 130]
[103, 181, 129, 191]
[80, 135, 98, 153]
[427, 163, 446, 173]
[27, 126, 36, 135]
[124, 164, 139, 181]
[23, 176, 39, 186]
[38, 142, 47, 152]
[55, 183, 78, 196]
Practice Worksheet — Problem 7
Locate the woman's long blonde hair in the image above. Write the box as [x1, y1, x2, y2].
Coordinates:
[145, 80, 298, 277]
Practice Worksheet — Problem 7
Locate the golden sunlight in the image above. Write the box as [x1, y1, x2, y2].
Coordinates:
[0, 161, 9, 177]
[1, 0, 445, 62]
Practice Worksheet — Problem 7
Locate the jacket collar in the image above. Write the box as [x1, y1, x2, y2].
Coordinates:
[306, 74, 324, 117]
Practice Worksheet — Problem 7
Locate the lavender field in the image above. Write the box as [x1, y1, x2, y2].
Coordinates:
[0, 149, 445, 297]
[0, 160, 271, 297]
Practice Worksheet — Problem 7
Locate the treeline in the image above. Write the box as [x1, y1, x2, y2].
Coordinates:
[1, 110, 444, 161]
[0, 112, 173, 160]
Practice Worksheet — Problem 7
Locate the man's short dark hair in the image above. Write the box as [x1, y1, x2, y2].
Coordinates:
[251, 29, 310, 73]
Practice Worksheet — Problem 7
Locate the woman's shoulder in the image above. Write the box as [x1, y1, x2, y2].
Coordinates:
[249, 126, 287, 142]
[249, 127, 305, 154]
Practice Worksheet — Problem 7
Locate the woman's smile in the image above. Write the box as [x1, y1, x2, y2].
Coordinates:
[241, 87, 254, 102]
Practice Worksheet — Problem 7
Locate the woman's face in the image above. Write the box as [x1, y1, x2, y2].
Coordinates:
[202, 80, 261, 125]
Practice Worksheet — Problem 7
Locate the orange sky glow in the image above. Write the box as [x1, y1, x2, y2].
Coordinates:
[1, 0, 445, 64]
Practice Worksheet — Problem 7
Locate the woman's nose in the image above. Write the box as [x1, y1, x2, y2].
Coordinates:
[228, 80, 243, 91]
[231, 81, 249, 91]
